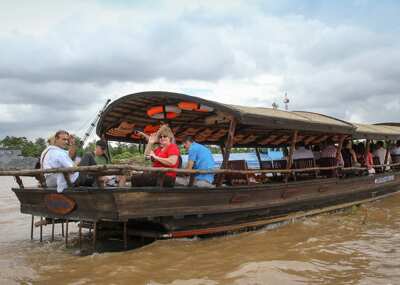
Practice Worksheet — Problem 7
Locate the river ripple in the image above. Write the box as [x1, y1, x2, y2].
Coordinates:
[0, 176, 399, 285]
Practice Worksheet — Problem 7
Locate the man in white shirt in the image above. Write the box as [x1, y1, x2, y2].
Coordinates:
[373, 141, 391, 166]
[41, 130, 78, 192]
[292, 142, 314, 159]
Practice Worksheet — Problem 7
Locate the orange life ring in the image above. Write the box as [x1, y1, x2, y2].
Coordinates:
[178, 101, 214, 112]
[147, 105, 181, 119]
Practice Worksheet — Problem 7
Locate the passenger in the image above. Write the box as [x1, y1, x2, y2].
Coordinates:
[132, 125, 180, 187]
[321, 138, 344, 165]
[373, 141, 391, 166]
[176, 136, 216, 188]
[390, 140, 400, 155]
[292, 142, 314, 159]
[357, 143, 375, 174]
[78, 140, 126, 187]
[341, 140, 358, 167]
[312, 145, 321, 160]
[40, 130, 79, 192]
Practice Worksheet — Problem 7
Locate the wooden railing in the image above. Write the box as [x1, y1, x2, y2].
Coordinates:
[1, 162, 400, 188]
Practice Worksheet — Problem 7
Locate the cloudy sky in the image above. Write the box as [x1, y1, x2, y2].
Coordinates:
[1, 0, 399, 139]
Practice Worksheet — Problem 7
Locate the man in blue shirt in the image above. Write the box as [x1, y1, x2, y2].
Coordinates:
[180, 136, 215, 187]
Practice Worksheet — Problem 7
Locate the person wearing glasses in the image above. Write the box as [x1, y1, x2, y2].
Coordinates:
[40, 130, 79, 192]
[133, 125, 180, 187]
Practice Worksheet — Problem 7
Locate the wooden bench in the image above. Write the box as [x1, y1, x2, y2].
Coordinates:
[225, 160, 250, 185]
[292, 158, 317, 180]
[317, 157, 338, 178]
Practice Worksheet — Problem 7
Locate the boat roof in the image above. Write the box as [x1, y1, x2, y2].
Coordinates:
[97, 91, 400, 146]
[353, 123, 400, 140]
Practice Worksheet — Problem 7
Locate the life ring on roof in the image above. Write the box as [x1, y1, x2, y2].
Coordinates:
[178, 101, 214, 112]
[147, 105, 181, 119]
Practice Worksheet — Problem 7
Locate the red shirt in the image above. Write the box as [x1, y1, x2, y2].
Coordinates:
[153, 143, 180, 178]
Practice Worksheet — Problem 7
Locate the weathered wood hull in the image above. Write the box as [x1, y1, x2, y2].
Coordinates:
[12, 172, 400, 237]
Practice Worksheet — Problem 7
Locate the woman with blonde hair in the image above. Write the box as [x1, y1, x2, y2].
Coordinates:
[133, 125, 180, 187]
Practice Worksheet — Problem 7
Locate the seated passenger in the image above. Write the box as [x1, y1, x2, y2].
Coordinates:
[292, 142, 314, 160]
[357, 143, 375, 174]
[312, 145, 321, 160]
[40, 130, 79, 192]
[390, 140, 400, 156]
[176, 136, 215, 188]
[373, 141, 391, 166]
[341, 140, 358, 167]
[321, 138, 344, 165]
[132, 125, 180, 187]
[78, 140, 126, 187]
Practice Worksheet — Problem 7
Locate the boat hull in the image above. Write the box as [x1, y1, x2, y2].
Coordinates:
[12, 172, 400, 237]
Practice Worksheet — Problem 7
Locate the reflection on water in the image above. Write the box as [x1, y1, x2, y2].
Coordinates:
[0, 176, 399, 285]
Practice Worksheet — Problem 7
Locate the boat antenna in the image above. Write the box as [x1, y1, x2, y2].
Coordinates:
[283, 92, 290, 111]
[81, 99, 111, 147]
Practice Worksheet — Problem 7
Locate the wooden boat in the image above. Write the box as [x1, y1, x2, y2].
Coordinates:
[2, 91, 400, 248]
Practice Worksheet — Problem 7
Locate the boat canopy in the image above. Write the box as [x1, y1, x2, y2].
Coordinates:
[353, 123, 400, 140]
[97, 91, 400, 146]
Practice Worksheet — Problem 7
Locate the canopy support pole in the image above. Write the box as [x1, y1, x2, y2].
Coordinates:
[216, 118, 237, 186]
[255, 148, 262, 169]
[336, 135, 346, 177]
[285, 130, 298, 182]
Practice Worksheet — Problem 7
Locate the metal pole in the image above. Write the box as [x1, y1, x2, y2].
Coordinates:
[79, 221, 82, 249]
[61, 221, 64, 237]
[30, 215, 34, 240]
[40, 217, 43, 242]
[93, 221, 97, 250]
[51, 219, 55, 242]
[65, 220, 69, 247]
[123, 222, 127, 250]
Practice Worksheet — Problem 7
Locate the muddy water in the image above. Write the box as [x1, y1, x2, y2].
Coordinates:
[1, 176, 399, 285]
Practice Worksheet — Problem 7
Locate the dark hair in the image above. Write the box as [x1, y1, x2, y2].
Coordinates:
[376, 141, 384, 148]
[183, 136, 194, 143]
[96, 140, 108, 150]
[55, 130, 69, 138]
[397, 140, 400, 147]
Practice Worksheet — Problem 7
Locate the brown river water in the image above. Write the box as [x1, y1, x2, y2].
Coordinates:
[1, 176, 399, 285]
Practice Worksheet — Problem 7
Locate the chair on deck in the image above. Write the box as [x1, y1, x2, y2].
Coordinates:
[292, 158, 317, 180]
[373, 157, 384, 173]
[392, 154, 400, 170]
[317, 157, 338, 178]
[271, 159, 288, 180]
[225, 160, 250, 185]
